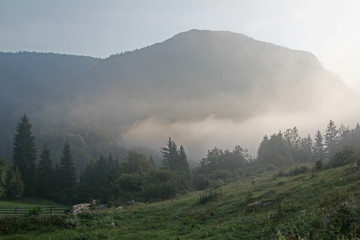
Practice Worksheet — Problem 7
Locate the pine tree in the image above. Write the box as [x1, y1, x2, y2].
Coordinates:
[161, 138, 178, 170]
[161, 138, 190, 172]
[284, 127, 300, 147]
[148, 156, 156, 169]
[12, 115, 37, 196]
[325, 120, 339, 159]
[5, 167, 24, 199]
[0, 158, 8, 198]
[257, 132, 293, 167]
[313, 130, 325, 161]
[298, 134, 313, 162]
[178, 145, 190, 173]
[37, 145, 54, 199]
[58, 141, 77, 204]
[52, 163, 62, 202]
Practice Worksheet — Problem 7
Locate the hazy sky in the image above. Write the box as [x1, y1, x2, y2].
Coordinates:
[1, 0, 360, 91]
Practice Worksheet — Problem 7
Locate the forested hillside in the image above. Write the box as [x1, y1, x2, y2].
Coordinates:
[1, 30, 359, 170]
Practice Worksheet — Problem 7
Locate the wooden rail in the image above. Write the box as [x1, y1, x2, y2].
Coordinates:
[0, 207, 71, 215]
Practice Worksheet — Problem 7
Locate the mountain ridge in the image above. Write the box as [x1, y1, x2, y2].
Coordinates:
[0, 29, 358, 168]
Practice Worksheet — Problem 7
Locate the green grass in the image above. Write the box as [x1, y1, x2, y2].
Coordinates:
[2, 164, 360, 239]
[0, 198, 66, 209]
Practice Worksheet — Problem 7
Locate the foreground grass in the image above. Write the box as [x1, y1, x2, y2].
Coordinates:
[2, 164, 360, 239]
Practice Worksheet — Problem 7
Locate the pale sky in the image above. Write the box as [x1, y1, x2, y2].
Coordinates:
[1, 0, 360, 91]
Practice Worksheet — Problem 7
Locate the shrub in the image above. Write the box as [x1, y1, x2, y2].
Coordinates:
[289, 166, 309, 176]
[0, 215, 75, 234]
[192, 174, 210, 191]
[315, 159, 323, 171]
[140, 182, 176, 201]
[329, 147, 356, 168]
[199, 191, 219, 205]
[210, 170, 231, 181]
[277, 170, 286, 177]
[322, 198, 360, 238]
[277, 166, 309, 177]
[28, 206, 43, 216]
[319, 189, 346, 208]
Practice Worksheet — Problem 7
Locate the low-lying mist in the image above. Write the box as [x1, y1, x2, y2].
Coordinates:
[121, 95, 360, 165]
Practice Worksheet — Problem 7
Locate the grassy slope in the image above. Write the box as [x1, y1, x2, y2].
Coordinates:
[2, 164, 360, 239]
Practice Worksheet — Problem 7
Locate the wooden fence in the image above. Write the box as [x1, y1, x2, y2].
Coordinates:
[0, 207, 71, 215]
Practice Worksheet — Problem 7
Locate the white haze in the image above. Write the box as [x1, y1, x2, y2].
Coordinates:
[62, 30, 360, 165]
[121, 84, 360, 164]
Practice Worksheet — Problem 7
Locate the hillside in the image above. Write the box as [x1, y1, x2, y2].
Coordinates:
[1, 30, 359, 169]
[1, 163, 360, 239]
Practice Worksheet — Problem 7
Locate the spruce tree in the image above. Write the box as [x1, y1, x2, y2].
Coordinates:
[59, 141, 77, 204]
[12, 115, 37, 196]
[6, 167, 24, 199]
[0, 158, 8, 198]
[298, 135, 313, 162]
[313, 130, 325, 161]
[37, 145, 54, 199]
[148, 156, 156, 168]
[161, 138, 178, 170]
[325, 120, 339, 159]
[161, 139, 190, 172]
[178, 145, 190, 173]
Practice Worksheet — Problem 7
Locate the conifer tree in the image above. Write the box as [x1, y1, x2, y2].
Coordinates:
[0, 158, 8, 198]
[257, 132, 293, 167]
[178, 145, 190, 173]
[325, 120, 339, 159]
[37, 145, 54, 199]
[298, 135, 313, 162]
[161, 138, 178, 170]
[148, 156, 157, 169]
[58, 141, 77, 204]
[313, 130, 325, 160]
[161, 138, 190, 172]
[12, 115, 37, 196]
[6, 166, 24, 199]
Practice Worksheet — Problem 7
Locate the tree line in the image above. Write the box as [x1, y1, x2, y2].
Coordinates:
[256, 120, 360, 168]
[1, 115, 360, 205]
[0, 115, 78, 203]
[0, 115, 191, 204]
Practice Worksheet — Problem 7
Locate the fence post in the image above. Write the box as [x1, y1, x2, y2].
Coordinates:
[14, 208, 17, 215]
[50, 207, 53, 215]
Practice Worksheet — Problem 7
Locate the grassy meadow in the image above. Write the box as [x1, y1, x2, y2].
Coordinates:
[1, 163, 360, 239]
[0, 198, 66, 209]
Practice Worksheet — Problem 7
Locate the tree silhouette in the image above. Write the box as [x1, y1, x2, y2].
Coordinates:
[37, 145, 54, 199]
[58, 141, 77, 204]
[12, 115, 37, 196]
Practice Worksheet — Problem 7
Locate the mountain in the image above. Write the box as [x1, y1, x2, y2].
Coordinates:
[0, 30, 358, 169]
[77, 30, 343, 121]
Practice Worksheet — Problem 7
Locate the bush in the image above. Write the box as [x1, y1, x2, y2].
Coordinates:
[0, 215, 75, 234]
[289, 166, 309, 176]
[277, 166, 309, 177]
[192, 174, 210, 191]
[319, 189, 346, 208]
[140, 182, 176, 201]
[329, 147, 356, 168]
[199, 191, 219, 205]
[315, 160, 323, 171]
[277, 170, 286, 177]
[28, 206, 43, 216]
[210, 170, 231, 181]
[322, 198, 360, 238]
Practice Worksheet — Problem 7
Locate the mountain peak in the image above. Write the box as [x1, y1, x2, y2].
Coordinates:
[0, 29, 355, 168]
